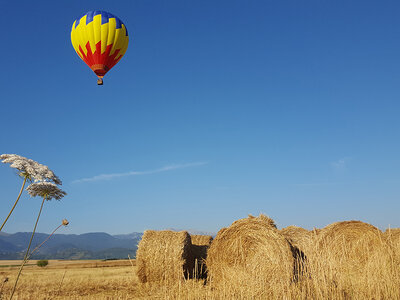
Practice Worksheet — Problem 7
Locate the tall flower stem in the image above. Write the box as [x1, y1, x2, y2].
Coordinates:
[27, 223, 63, 260]
[0, 176, 27, 232]
[9, 196, 46, 300]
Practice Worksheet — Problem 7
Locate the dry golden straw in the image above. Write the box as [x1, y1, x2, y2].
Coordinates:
[316, 221, 388, 268]
[280, 225, 311, 254]
[384, 228, 400, 262]
[384, 228, 400, 244]
[308, 220, 394, 296]
[0, 221, 398, 299]
[190, 235, 213, 246]
[136, 230, 194, 284]
[206, 214, 296, 295]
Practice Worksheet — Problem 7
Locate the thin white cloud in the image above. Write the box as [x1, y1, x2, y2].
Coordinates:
[294, 182, 340, 187]
[72, 162, 208, 183]
[331, 157, 350, 170]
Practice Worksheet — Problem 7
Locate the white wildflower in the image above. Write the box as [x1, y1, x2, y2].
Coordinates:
[0, 154, 62, 185]
[26, 182, 66, 200]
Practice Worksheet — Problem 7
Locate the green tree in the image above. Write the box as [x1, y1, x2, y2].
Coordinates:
[36, 260, 48, 267]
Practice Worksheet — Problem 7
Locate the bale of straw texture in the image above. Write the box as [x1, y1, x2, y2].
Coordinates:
[190, 235, 213, 279]
[191, 234, 213, 245]
[136, 230, 194, 283]
[310, 221, 394, 293]
[384, 228, 400, 260]
[280, 225, 312, 276]
[384, 228, 400, 244]
[206, 214, 296, 291]
[315, 221, 388, 266]
[280, 226, 312, 254]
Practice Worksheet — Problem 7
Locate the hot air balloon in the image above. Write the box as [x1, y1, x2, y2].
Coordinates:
[71, 10, 129, 85]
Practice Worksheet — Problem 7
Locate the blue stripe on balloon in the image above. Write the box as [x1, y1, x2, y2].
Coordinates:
[85, 11, 95, 24]
[102, 12, 111, 25]
[74, 12, 86, 28]
[74, 10, 128, 36]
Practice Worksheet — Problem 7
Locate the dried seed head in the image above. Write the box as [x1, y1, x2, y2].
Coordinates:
[26, 182, 66, 200]
[0, 154, 62, 185]
[62, 219, 69, 226]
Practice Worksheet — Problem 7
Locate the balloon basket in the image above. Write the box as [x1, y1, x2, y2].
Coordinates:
[97, 78, 103, 85]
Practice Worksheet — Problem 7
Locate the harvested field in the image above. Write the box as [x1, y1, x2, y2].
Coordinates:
[0, 219, 399, 299]
[0, 260, 138, 299]
[0, 253, 399, 300]
[0, 259, 133, 269]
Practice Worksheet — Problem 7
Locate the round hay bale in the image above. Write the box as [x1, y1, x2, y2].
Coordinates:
[136, 230, 194, 283]
[280, 225, 313, 277]
[191, 234, 213, 246]
[316, 221, 386, 264]
[280, 226, 311, 254]
[310, 221, 393, 293]
[206, 214, 295, 291]
[190, 235, 213, 279]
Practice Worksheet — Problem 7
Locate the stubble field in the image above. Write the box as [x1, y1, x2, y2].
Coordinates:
[0, 253, 399, 300]
[0, 259, 212, 299]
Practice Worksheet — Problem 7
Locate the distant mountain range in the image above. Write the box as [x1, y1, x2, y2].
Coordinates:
[0, 229, 216, 260]
[0, 232, 143, 260]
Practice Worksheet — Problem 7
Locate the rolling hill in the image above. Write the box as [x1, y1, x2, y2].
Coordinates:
[0, 232, 143, 260]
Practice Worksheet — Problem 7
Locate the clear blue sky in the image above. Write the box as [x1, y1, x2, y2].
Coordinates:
[1, 0, 399, 235]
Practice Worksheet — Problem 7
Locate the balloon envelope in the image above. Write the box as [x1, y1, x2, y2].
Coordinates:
[71, 11, 129, 80]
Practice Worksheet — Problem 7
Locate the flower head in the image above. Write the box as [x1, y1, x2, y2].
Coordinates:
[62, 219, 69, 226]
[26, 182, 66, 200]
[0, 154, 62, 185]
